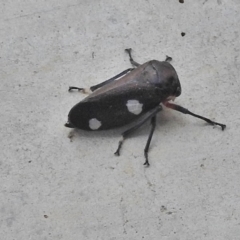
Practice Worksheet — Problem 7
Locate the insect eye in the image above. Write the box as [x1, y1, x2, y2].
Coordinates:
[175, 86, 181, 96]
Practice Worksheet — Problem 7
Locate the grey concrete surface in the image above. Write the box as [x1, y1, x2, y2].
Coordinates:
[1, 0, 240, 239]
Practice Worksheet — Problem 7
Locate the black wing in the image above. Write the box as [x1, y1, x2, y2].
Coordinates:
[68, 82, 165, 130]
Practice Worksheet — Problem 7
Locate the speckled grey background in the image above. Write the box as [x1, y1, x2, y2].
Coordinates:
[1, 0, 240, 239]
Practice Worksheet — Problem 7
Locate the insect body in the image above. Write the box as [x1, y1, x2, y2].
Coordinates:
[65, 49, 226, 166]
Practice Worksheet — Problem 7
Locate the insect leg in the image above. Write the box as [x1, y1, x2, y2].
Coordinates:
[165, 55, 172, 62]
[68, 68, 134, 93]
[144, 116, 156, 166]
[125, 48, 140, 67]
[68, 86, 85, 92]
[90, 68, 134, 91]
[114, 106, 162, 164]
[164, 102, 226, 130]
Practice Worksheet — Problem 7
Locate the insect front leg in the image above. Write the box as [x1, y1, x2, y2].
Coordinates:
[114, 106, 162, 166]
[125, 48, 141, 67]
[165, 55, 172, 62]
[164, 102, 226, 130]
[68, 68, 134, 93]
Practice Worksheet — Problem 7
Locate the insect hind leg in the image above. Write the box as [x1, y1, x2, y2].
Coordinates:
[125, 48, 140, 67]
[164, 102, 226, 130]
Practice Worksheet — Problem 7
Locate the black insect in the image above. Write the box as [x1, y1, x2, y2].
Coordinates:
[65, 48, 226, 166]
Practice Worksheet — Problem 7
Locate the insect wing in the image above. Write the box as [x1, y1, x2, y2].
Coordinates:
[68, 82, 163, 130]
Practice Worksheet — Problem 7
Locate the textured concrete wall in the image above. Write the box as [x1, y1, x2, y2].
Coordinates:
[1, 0, 240, 239]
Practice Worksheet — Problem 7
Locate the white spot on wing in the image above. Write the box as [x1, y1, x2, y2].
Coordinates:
[89, 118, 101, 130]
[126, 100, 143, 115]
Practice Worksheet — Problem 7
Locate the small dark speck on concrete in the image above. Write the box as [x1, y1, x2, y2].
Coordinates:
[28, 161, 32, 163]
[200, 164, 204, 167]
[179, 0, 184, 3]
[92, 52, 95, 59]
[38, 16, 41, 18]
[44, 215, 48, 218]
[181, 32, 186, 37]
[161, 205, 167, 212]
